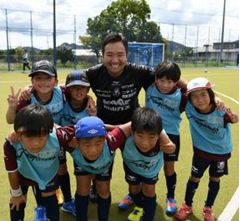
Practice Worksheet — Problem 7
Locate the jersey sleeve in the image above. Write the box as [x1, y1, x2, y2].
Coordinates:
[3, 139, 18, 172]
[56, 125, 75, 147]
[106, 127, 127, 151]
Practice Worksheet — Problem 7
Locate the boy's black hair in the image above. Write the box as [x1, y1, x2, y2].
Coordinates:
[188, 88, 216, 107]
[14, 104, 54, 137]
[102, 32, 128, 55]
[155, 61, 181, 82]
[131, 107, 162, 134]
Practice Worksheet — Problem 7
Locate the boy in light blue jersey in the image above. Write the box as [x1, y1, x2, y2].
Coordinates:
[124, 107, 175, 221]
[59, 71, 97, 211]
[4, 104, 75, 221]
[66, 116, 131, 221]
[6, 60, 75, 215]
[146, 61, 187, 216]
[174, 77, 238, 221]
[60, 71, 96, 126]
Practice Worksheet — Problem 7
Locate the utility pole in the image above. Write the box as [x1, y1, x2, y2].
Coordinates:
[53, 0, 57, 66]
[219, 0, 226, 63]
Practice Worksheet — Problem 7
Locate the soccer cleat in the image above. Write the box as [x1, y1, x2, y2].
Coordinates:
[56, 188, 64, 206]
[203, 207, 215, 221]
[174, 203, 193, 221]
[61, 199, 76, 216]
[127, 206, 143, 221]
[89, 184, 97, 203]
[118, 194, 134, 210]
[165, 198, 177, 216]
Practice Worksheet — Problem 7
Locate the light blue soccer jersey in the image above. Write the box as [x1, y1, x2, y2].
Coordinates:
[146, 84, 182, 135]
[59, 101, 89, 126]
[31, 86, 64, 124]
[70, 142, 115, 174]
[122, 136, 164, 178]
[185, 102, 232, 154]
[13, 131, 60, 190]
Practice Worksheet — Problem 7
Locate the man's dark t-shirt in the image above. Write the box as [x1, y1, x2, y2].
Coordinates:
[86, 63, 154, 124]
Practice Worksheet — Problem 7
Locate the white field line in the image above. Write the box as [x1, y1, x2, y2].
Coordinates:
[215, 91, 239, 220]
[215, 90, 239, 105]
[218, 187, 239, 221]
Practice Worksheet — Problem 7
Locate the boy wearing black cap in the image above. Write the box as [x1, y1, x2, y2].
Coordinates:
[59, 71, 96, 126]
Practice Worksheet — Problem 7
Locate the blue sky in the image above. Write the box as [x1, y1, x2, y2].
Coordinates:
[0, 0, 239, 49]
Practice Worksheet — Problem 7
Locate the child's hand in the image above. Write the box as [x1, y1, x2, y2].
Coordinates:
[10, 195, 26, 211]
[68, 137, 78, 148]
[7, 86, 21, 108]
[160, 142, 176, 154]
[19, 86, 32, 101]
[215, 97, 225, 110]
[7, 132, 20, 144]
[87, 96, 97, 116]
[225, 108, 239, 123]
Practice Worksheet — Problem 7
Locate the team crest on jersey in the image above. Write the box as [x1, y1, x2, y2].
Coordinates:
[217, 161, 225, 170]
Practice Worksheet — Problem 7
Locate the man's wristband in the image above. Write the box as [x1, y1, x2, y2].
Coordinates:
[10, 187, 23, 197]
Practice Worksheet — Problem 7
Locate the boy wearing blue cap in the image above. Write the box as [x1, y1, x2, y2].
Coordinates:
[58, 71, 97, 213]
[67, 116, 131, 221]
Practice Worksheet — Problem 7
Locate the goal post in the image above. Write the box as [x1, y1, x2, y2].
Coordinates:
[128, 42, 164, 68]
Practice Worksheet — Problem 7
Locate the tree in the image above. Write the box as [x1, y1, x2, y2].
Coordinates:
[57, 45, 73, 66]
[80, 0, 165, 60]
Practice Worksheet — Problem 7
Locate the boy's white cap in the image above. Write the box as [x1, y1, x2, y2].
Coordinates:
[187, 77, 213, 95]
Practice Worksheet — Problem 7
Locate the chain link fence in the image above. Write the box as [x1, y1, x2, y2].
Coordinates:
[0, 8, 239, 71]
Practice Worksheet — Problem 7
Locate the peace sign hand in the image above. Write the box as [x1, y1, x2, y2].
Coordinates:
[7, 86, 21, 108]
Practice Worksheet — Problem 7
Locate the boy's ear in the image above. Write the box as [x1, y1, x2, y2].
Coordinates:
[55, 79, 59, 86]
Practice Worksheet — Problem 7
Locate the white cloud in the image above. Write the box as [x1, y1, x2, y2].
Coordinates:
[0, 0, 239, 49]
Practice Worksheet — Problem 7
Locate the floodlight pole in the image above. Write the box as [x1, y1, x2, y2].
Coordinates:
[53, 0, 57, 66]
[219, 0, 226, 63]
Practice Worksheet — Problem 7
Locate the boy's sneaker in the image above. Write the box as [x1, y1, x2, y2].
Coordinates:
[118, 194, 134, 210]
[56, 188, 64, 206]
[127, 206, 143, 221]
[89, 184, 97, 203]
[203, 207, 215, 221]
[61, 199, 76, 216]
[174, 203, 193, 221]
[165, 198, 177, 216]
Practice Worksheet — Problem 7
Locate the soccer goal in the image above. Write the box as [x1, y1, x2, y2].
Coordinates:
[128, 42, 164, 68]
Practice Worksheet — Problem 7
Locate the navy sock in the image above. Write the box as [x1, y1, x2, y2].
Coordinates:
[142, 195, 156, 221]
[41, 195, 59, 221]
[10, 203, 26, 221]
[97, 194, 111, 221]
[205, 180, 220, 207]
[185, 180, 199, 207]
[165, 172, 177, 198]
[75, 193, 89, 221]
[59, 173, 72, 202]
[130, 191, 144, 207]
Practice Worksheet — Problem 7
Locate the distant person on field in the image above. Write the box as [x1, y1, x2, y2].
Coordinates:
[174, 77, 238, 221]
[22, 49, 31, 72]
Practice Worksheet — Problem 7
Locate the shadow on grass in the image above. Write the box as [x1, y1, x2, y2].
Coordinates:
[59, 201, 202, 221]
